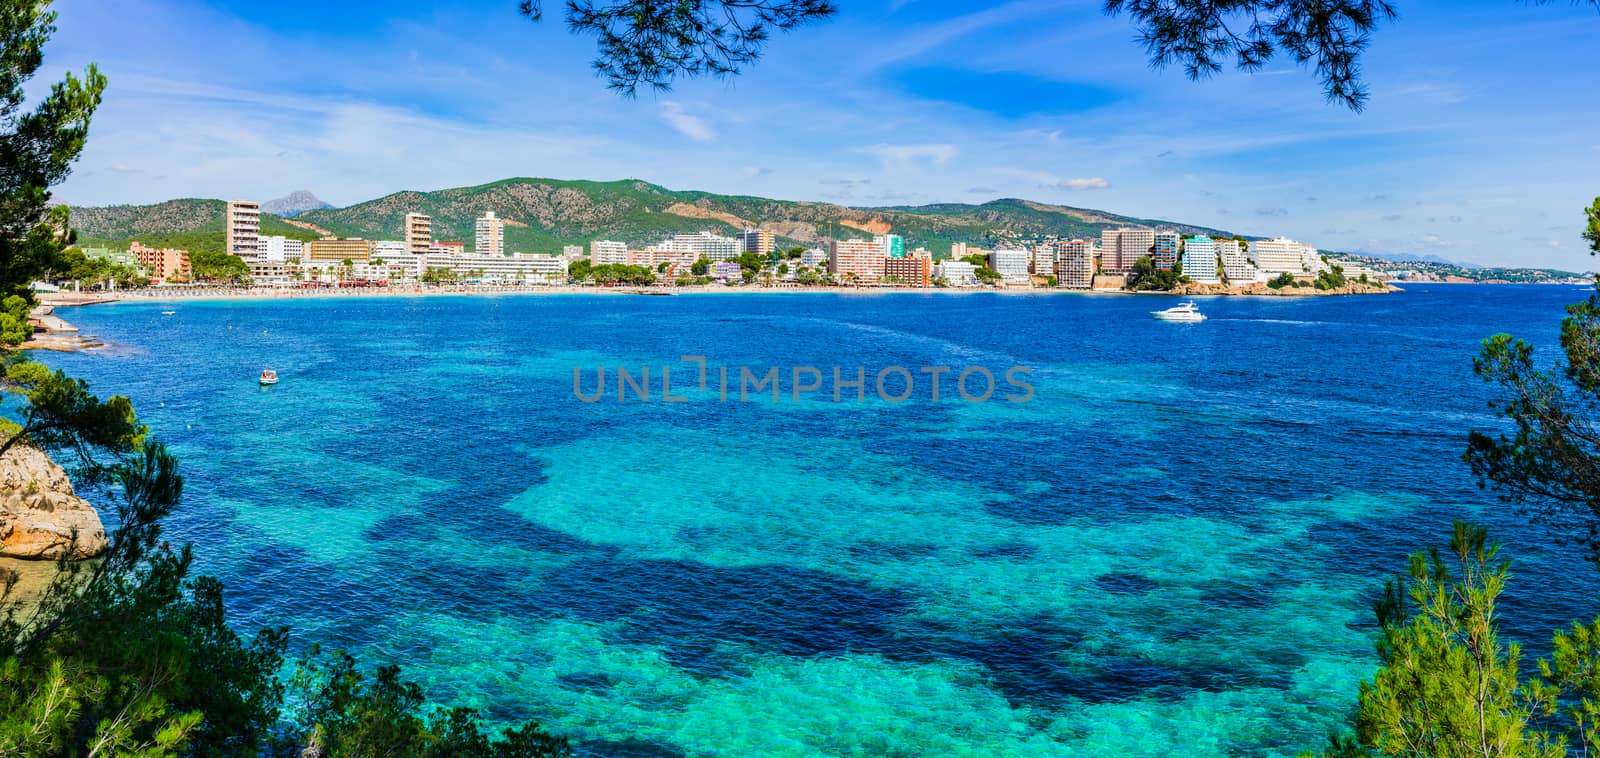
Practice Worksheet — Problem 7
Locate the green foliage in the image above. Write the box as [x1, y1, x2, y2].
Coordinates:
[1466, 197, 1600, 555]
[588, 263, 655, 285]
[1124, 254, 1184, 291]
[1268, 272, 1297, 289]
[0, 294, 32, 345]
[960, 254, 988, 268]
[188, 249, 250, 284]
[973, 266, 1002, 284]
[50, 247, 146, 289]
[1307, 522, 1562, 757]
[566, 258, 591, 282]
[1315, 265, 1348, 291]
[0, 358, 145, 478]
[519, 0, 836, 96]
[289, 649, 566, 757]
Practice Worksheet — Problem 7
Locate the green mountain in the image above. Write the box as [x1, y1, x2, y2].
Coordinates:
[65, 178, 1237, 256]
[66, 198, 320, 254]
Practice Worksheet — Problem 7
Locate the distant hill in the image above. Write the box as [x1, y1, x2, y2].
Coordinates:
[262, 190, 333, 217]
[64, 177, 1236, 256]
[66, 198, 319, 254]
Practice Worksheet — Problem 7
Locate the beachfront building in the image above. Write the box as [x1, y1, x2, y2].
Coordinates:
[935, 259, 978, 286]
[307, 238, 373, 262]
[800, 248, 828, 267]
[710, 261, 742, 282]
[1180, 236, 1220, 283]
[130, 241, 191, 283]
[475, 212, 505, 256]
[373, 240, 408, 261]
[737, 228, 774, 257]
[659, 231, 740, 261]
[590, 240, 628, 265]
[990, 248, 1031, 284]
[883, 255, 932, 286]
[429, 241, 465, 256]
[1099, 227, 1154, 274]
[259, 235, 305, 263]
[1055, 239, 1094, 289]
[1217, 240, 1263, 285]
[875, 234, 905, 259]
[226, 200, 261, 262]
[630, 247, 697, 269]
[249, 263, 293, 288]
[1153, 231, 1181, 271]
[829, 239, 883, 284]
[1032, 244, 1056, 277]
[561, 245, 583, 259]
[405, 213, 432, 256]
[1251, 237, 1317, 274]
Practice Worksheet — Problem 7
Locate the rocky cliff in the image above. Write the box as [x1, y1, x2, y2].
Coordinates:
[0, 445, 108, 560]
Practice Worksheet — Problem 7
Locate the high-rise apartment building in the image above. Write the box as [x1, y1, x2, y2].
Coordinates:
[1153, 231, 1181, 271]
[882, 256, 931, 286]
[875, 234, 905, 259]
[590, 240, 628, 265]
[737, 228, 774, 258]
[1054, 239, 1094, 289]
[1032, 244, 1056, 276]
[664, 231, 740, 261]
[828, 239, 883, 283]
[225, 200, 261, 262]
[950, 242, 969, 259]
[1181, 236, 1220, 282]
[405, 213, 432, 256]
[475, 212, 505, 256]
[1250, 237, 1317, 274]
[1099, 227, 1155, 274]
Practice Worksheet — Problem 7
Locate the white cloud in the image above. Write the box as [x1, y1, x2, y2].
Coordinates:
[857, 143, 958, 167]
[658, 101, 715, 142]
[1054, 177, 1109, 191]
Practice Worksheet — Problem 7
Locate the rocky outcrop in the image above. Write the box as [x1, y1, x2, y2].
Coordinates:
[0, 445, 108, 560]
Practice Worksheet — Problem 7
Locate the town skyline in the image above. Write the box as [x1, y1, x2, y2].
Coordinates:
[45, 0, 1600, 269]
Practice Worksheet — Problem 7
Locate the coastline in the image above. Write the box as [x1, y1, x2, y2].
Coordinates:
[38, 281, 1403, 308]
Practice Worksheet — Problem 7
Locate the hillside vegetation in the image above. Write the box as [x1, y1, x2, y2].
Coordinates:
[66, 198, 320, 254]
[66, 178, 1234, 255]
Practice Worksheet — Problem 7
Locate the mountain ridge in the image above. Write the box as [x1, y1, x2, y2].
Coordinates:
[65, 176, 1239, 256]
[262, 190, 333, 217]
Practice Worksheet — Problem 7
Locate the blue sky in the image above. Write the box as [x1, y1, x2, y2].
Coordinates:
[43, 0, 1600, 268]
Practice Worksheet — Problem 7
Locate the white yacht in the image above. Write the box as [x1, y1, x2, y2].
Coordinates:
[1151, 301, 1206, 322]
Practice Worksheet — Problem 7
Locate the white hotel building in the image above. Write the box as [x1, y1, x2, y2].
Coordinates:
[1251, 237, 1319, 275]
[590, 240, 629, 265]
[1180, 237, 1220, 283]
[989, 249, 1031, 283]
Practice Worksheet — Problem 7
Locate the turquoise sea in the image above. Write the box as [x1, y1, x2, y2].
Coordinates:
[37, 285, 1600, 756]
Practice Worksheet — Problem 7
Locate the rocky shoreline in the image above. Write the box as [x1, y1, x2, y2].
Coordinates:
[0, 445, 108, 560]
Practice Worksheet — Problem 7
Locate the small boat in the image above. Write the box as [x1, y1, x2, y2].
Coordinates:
[259, 369, 279, 386]
[161, 310, 175, 315]
[1151, 301, 1206, 322]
